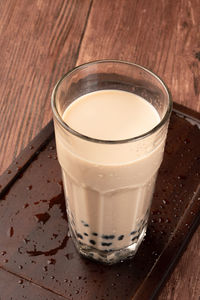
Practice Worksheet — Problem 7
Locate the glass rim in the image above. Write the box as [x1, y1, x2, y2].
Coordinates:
[51, 59, 173, 144]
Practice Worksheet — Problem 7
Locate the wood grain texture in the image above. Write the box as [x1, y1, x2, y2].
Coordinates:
[77, 0, 200, 112]
[158, 230, 200, 300]
[0, 0, 92, 174]
[0, 0, 199, 299]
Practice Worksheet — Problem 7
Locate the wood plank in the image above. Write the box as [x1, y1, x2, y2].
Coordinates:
[0, 0, 199, 298]
[77, 0, 200, 113]
[0, 0, 92, 175]
[158, 230, 200, 300]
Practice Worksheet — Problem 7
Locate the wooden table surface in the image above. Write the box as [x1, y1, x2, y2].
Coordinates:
[0, 0, 199, 299]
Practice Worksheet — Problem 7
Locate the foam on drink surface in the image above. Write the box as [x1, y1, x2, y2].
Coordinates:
[55, 90, 164, 258]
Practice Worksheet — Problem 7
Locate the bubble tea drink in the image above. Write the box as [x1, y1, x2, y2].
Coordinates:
[51, 60, 172, 264]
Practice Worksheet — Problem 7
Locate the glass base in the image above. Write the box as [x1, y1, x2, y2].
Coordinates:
[69, 224, 147, 265]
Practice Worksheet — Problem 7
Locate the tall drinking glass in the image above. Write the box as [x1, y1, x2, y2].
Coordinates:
[51, 60, 172, 264]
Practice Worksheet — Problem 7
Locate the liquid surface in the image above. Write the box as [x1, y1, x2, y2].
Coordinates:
[63, 90, 160, 140]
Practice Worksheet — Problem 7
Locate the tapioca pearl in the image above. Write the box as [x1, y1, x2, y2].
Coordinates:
[92, 232, 98, 236]
[81, 220, 89, 227]
[101, 242, 112, 247]
[77, 233, 83, 239]
[118, 235, 124, 241]
[105, 249, 113, 253]
[84, 232, 88, 236]
[89, 240, 96, 245]
[130, 230, 137, 235]
[102, 235, 115, 239]
[131, 235, 139, 242]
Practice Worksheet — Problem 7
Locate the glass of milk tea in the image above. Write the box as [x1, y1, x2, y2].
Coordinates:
[51, 60, 172, 264]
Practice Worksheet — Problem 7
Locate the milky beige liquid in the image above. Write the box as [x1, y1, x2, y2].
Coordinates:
[55, 90, 166, 253]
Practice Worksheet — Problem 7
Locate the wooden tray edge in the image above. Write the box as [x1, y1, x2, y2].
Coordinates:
[133, 190, 200, 300]
[0, 120, 54, 198]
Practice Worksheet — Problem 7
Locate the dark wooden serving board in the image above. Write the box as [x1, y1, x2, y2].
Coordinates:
[0, 104, 199, 300]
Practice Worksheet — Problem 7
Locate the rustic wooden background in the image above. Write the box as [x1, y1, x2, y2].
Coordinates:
[0, 0, 199, 299]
